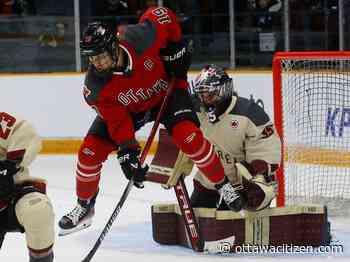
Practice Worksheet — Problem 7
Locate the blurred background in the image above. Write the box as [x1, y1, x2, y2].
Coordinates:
[0, 0, 348, 73]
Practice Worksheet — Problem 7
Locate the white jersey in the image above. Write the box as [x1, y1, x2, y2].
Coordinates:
[0, 112, 54, 251]
[0, 111, 42, 184]
[195, 96, 281, 189]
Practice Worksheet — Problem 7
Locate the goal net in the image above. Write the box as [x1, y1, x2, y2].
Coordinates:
[273, 51, 350, 216]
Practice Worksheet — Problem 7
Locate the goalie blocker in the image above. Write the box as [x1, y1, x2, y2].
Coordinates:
[146, 129, 331, 251]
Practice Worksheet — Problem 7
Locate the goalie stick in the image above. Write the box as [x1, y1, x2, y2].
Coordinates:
[82, 78, 176, 262]
[174, 177, 238, 253]
[173, 175, 204, 252]
[148, 174, 236, 253]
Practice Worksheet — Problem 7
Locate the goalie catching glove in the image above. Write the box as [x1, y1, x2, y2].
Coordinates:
[117, 146, 149, 188]
[237, 160, 278, 183]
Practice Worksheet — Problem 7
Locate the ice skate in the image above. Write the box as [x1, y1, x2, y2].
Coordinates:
[215, 177, 246, 212]
[58, 193, 97, 236]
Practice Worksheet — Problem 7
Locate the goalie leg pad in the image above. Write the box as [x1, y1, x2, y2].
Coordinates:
[151, 205, 179, 245]
[15, 192, 55, 250]
[146, 129, 194, 187]
[151, 203, 331, 250]
[190, 180, 220, 208]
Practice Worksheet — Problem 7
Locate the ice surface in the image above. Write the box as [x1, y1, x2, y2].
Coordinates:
[2, 156, 349, 261]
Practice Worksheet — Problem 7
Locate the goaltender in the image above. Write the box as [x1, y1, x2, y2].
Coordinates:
[190, 64, 281, 212]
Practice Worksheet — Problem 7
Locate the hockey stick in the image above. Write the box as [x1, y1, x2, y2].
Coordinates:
[173, 176, 204, 252]
[149, 174, 235, 253]
[82, 79, 176, 262]
[174, 177, 238, 253]
[144, 128, 230, 253]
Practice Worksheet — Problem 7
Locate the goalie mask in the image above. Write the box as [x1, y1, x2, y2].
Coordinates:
[192, 65, 234, 122]
[80, 22, 118, 72]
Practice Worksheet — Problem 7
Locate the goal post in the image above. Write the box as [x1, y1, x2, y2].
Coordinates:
[273, 51, 350, 215]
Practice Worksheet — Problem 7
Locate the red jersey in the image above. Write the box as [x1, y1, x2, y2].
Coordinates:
[83, 7, 187, 146]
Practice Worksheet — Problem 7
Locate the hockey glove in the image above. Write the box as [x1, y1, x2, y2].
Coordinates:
[117, 147, 149, 189]
[160, 39, 193, 80]
[240, 160, 278, 183]
[0, 160, 20, 200]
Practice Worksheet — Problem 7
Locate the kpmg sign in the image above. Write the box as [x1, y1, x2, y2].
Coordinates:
[325, 107, 350, 137]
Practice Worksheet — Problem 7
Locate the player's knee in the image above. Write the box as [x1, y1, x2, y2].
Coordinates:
[15, 192, 55, 251]
[171, 121, 203, 154]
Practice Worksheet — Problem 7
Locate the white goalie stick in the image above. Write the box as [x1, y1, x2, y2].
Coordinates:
[81, 78, 176, 262]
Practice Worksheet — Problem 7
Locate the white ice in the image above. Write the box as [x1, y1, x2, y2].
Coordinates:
[1, 155, 349, 261]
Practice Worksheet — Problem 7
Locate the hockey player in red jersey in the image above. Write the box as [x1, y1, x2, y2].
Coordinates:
[58, 7, 244, 236]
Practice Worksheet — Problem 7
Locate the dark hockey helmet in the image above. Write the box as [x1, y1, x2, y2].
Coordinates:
[80, 21, 117, 61]
[192, 64, 233, 108]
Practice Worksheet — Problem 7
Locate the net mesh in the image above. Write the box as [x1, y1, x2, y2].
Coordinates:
[281, 58, 350, 216]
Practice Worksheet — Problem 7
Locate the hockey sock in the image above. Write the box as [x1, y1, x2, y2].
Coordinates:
[76, 135, 115, 200]
[29, 247, 54, 262]
[171, 121, 225, 183]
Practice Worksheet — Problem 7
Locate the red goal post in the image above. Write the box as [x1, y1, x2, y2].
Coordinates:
[273, 51, 350, 214]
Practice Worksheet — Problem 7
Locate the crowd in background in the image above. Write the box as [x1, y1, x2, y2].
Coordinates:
[0, 0, 340, 36]
[0, 0, 346, 72]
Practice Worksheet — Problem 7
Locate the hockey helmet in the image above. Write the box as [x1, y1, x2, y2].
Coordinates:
[80, 22, 117, 61]
[192, 64, 233, 108]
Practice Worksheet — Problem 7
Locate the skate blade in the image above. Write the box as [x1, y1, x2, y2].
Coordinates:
[58, 220, 92, 236]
